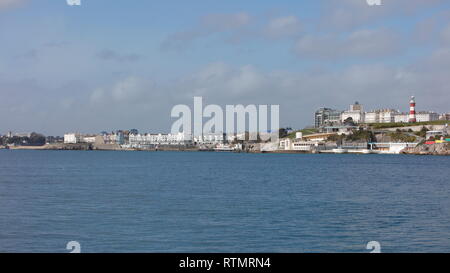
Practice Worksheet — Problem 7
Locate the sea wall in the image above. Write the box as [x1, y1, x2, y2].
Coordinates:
[401, 143, 450, 155]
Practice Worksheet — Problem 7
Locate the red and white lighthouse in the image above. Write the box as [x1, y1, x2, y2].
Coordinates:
[409, 96, 416, 123]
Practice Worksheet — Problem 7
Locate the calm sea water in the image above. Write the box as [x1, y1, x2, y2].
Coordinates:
[0, 150, 449, 253]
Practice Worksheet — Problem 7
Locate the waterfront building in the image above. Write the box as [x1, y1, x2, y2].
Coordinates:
[82, 135, 102, 144]
[278, 138, 326, 152]
[279, 138, 292, 150]
[426, 130, 446, 140]
[314, 108, 342, 128]
[195, 133, 227, 144]
[292, 141, 326, 152]
[103, 132, 124, 145]
[128, 132, 191, 148]
[368, 142, 418, 154]
[64, 133, 82, 144]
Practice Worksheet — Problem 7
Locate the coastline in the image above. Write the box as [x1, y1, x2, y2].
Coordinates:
[3, 143, 449, 156]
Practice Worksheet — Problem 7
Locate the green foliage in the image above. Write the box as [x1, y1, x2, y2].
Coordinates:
[388, 131, 417, 142]
[414, 126, 429, 138]
[2, 132, 46, 146]
[287, 128, 318, 139]
[279, 128, 289, 139]
[370, 120, 448, 129]
[345, 129, 376, 142]
[327, 134, 345, 142]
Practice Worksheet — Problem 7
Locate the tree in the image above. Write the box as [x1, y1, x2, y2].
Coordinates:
[29, 132, 46, 146]
[343, 117, 356, 126]
[279, 128, 289, 138]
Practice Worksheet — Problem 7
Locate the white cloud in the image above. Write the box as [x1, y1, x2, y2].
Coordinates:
[201, 12, 251, 32]
[440, 22, 450, 45]
[161, 12, 251, 50]
[96, 49, 142, 63]
[294, 28, 400, 59]
[321, 0, 446, 31]
[0, 0, 25, 9]
[90, 76, 153, 104]
[264, 16, 302, 39]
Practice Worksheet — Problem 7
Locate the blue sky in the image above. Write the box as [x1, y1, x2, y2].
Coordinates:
[1, 0, 450, 135]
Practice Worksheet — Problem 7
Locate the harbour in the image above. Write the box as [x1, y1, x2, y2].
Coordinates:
[1, 150, 449, 253]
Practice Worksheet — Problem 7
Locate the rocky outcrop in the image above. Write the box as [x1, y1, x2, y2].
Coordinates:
[401, 143, 450, 155]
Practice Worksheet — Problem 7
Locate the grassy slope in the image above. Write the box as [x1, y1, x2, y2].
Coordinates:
[369, 120, 448, 129]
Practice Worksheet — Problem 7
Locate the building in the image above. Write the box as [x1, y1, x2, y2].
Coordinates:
[64, 133, 82, 144]
[82, 135, 103, 144]
[103, 132, 124, 145]
[12, 133, 31, 138]
[426, 130, 446, 140]
[323, 125, 358, 135]
[365, 109, 398, 123]
[315, 108, 342, 128]
[279, 138, 292, 150]
[341, 102, 365, 124]
[439, 113, 450, 120]
[440, 113, 450, 120]
[292, 141, 326, 151]
[128, 132, 191, 148]
[279, 138, 326, 152]
[394, 113, 409, 123]
[195, 133, 227, 144]
[415, 112, 439, 122]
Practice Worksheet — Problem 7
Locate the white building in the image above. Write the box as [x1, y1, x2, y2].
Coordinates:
[82, 136, 98, 143]
[365, 109, 398, 123]
[129, 132, 191, 148]
[416, 112, 439, 122]
[394, 111, 439, 123]
[394, 113, 409, 123]
[341, 102, 365, 124]
[64, 133, 82, 144]
[292, 141, 326, 151]
[103, 132, 124, 145]
[279, 134, 326, 152]
[341, 111, 364, 123]
[194, 133, 226, 144]
[279, 138, 292, 150]
[439, 113, 450, 120]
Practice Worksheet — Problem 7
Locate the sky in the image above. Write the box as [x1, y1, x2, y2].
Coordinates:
[1, 0, 450, 135]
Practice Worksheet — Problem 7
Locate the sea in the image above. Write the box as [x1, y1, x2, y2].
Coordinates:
[0, 150, 449, 253]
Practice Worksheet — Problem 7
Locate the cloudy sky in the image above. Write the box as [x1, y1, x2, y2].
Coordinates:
[1, 0, 450, 135]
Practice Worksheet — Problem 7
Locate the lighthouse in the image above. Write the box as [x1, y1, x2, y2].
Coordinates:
[409, 96, 416, 123]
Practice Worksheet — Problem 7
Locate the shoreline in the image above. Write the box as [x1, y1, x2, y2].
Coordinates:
[2, 145, 449, 156]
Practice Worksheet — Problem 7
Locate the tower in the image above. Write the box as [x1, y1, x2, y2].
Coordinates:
[409, 96, 416, 123]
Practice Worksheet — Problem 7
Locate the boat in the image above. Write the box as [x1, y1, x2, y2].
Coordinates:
[214, 144, 235, 152]
[332, 148, 348, 154]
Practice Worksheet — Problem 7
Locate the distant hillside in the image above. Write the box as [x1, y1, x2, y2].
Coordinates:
[369, 120, 448, 129]
[287, 128, 318, 139]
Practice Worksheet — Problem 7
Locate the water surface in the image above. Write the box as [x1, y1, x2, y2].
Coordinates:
[0, 150, 449, 252]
